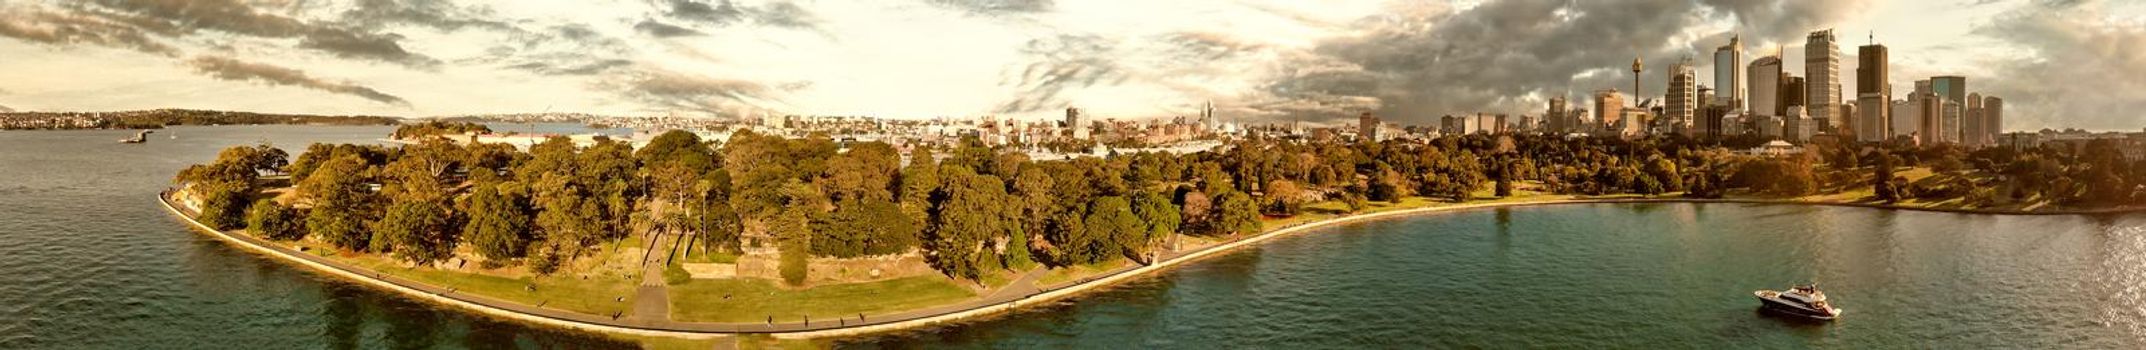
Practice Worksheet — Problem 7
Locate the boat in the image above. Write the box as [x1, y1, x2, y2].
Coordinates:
[1753, 284, 1843, 321]
[119, 130, 153, 144]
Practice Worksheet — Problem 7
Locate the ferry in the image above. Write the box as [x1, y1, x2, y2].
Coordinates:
[1753, 284, 1843, 321]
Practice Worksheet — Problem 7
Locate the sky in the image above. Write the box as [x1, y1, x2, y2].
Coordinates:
[0, 0, 2140, 131]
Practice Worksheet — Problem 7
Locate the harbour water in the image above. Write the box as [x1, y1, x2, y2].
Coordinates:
[3, 126, 2143, 349]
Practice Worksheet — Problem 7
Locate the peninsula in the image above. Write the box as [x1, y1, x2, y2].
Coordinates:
[162, 121, 2145, 345]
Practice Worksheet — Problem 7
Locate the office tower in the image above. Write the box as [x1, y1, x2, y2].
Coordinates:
[1715, 35, 1744, 110]
[1914, 93, 1942, 145]
[1983, 96, 2004, 143]
[1749, 56, 1782, 117]
[1856, 41, 1890, 142]
[1067, 107, 1089, 140]
[1666, 57, 1698, 136]
[1891, 99, 1916, 141]
[1940, 100, 1962, 144]
[1595, 89, 1625, 133]
[1785, 106, 1814, 142]
[1856, 93, 1888, 142]
[1931, 76, 1967, 106]
[1548, 96, 1569, 133]
[1965, 93, 1985, 147]
[1781, 76, 1806, 116]
[1358, 112, 1380, 141]
[1806, 29, 1843, 133]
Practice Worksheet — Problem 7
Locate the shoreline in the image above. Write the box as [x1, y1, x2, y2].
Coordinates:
[156, 190, 2144, 339]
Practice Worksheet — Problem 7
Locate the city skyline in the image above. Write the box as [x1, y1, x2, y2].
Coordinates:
[0, 0, 2141, 131]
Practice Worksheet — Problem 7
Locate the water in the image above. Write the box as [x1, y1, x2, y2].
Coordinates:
[847, 204, 2146, 348]
[5, 126, 2144, 349]
[0, 126, 629, 349]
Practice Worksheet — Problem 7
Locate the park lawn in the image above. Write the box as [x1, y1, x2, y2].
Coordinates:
[668, 276, 977, 323]
[344, 255, 641, 317]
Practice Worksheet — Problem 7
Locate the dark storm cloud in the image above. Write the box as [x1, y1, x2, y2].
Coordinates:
[0, 9, 181, 56]
[187, 55, 410, 106]
[1277, 0, 1871, 124]
[927, 0, 1054, 16]
[79, 0, 438, 66]
[1968, 0, 2146, 131]
[994, 34, 1128, 114]
[636, 19, 705, 37]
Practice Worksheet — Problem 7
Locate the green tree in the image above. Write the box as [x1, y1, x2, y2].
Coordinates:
[813, 199, 919, 257]
[463, 182, 532, 263]
[923, 166, 1008, 281]
[1213, 191, 1262, 236]
[300, 154, 377, 251]
[1130, 191, 1180, 263]
[244, 198, 304, 240]
[1078, 196, 1139, 263]
[373, 198, 457, 266]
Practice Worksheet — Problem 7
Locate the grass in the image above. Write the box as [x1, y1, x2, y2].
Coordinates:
[668, 276, 977, 323]
[344, 256, 641, 316]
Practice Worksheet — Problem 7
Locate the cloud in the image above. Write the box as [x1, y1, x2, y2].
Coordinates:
[636, 19, 704, 37]
[1970, 0, 2146, 131]
[994, 34, 1128, 114]
[1264, 0, 1872, 123]
[186, 55, 409, 106]
[659, 0, 821, 30]
[927, 0, 1054, 16]
[81, 0, 438, 66]
[0, 8, 181, 56]
[339, 0, 514, 32]
[616, 67, 780, 115]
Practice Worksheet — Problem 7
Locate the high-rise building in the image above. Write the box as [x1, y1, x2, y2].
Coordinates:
[1749, 56, 1782, 117]
[1965, 93, 1985, 147]
[1940, 99, 1962, 144]
[1666, 57, 1698, 136]
[1066, 107, 1089, 140]
[1358, 112, 1380, 141]
[1891, 98, 1916, 140]
[1806, 29, 1843, 134]
[1781, 76, 1806, 116]
[1547, 96, 1569, 133]
[1856, 41, 1890, 142]
[1714, 35, 1744, 110]
[1984, 96, 2004, 143]
[1595, 89, 1625, 136]
[1931, 76, 1967, 106]
[1199, 101, 1218, 132]
[1913, 93, 1942, 145]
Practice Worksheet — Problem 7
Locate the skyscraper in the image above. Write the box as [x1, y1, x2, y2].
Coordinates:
[1913, 93, 1941, 145]
[1595, 89, 1625, 136]
[1805, 29, 1842, 134]
[1984, 96, 2004, 143]
[1714, 35, 1744, 110]
[1666, 57, 1698, 136]
[1749, 56, 1782, 118]
[1547, 96, 1569, 133]
[1781, 76, 1806, 116]
[1066, 107, 1089, 140]
[1856, 41, 1890, 142]
[1931, 76, 1967, 106]
[1358, 112, 1381, 141]
[1965, 93, 1984, 147]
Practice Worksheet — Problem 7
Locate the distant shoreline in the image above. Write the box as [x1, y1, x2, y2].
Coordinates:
[155, 190, 2144, 339]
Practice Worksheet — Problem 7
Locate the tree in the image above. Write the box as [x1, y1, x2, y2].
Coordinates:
[1079, 196, 1140, 264]
[463, 183, 532, 263]
[813, 199, 919, 257]
[1130, 191, 1180, 263]
[1263, 179, 1306, 216]
[923, 166, 1009, 281]
[245, 199, 305, 241]
[1874, 154, 1900, 203]
[1213, 191, 1262, 236]
[300, 154, 377, 251]
[373, 198, 457, 266]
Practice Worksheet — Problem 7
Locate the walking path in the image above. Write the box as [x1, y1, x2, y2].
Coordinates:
[158, 190, 2145, 339]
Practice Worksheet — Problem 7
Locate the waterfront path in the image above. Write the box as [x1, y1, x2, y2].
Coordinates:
[159, 190, 2145, 338]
